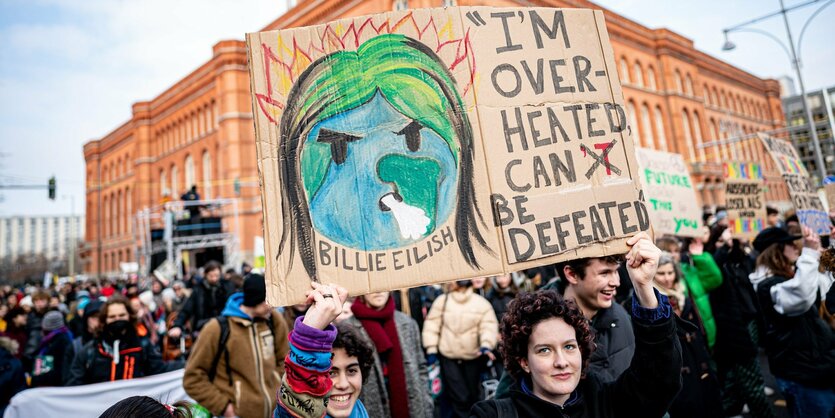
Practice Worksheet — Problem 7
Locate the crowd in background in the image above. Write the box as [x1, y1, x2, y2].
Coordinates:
[1, 204, 834, 418]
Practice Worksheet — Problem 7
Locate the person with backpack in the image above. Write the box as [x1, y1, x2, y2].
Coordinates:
[422, 280, 498, 418]
[29, 310, 74, 387]
[183, 274, 289, 418]
[65, 296, 175, 385]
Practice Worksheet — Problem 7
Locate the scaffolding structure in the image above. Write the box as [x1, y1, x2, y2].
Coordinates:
[134, 198, 240, 279]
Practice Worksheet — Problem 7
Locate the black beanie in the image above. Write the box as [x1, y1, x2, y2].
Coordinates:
[243, 274, 267, 307]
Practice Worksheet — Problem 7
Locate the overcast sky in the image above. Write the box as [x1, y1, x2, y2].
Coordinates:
[1, 0, 833, 219]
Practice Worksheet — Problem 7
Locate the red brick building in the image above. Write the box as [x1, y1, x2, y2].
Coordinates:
[82, 0, 788, 277]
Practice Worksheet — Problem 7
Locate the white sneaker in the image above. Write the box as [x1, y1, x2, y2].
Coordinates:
[764, 386, 775, 396]
[742, 404, 750, 414]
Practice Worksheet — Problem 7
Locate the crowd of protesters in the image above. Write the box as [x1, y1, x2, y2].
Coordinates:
[1, 205, 834, 418]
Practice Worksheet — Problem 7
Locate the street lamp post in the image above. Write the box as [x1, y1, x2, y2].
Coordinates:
[722, 0, 833, 182]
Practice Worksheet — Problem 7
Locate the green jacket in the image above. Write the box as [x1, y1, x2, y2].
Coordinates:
[680, 253, 723, 349]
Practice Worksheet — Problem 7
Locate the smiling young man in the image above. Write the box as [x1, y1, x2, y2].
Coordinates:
[494, 254, 636, 399]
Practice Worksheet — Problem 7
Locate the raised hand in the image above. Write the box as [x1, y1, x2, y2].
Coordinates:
[625, 232, 662, 308]
[302, 282, 349, 330]
[802, 226, 821, 251]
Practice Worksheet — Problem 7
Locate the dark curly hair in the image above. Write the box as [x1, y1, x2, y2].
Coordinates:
[333, 322, 375, 383]
[499, 290, 595, 381]
[99, 396, 193, 418]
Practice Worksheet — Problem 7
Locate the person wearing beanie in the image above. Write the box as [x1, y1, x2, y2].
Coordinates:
[184, 274, 289, 418]
[748, 226, 835, 416]
[29, 310, 74, 388]
[63, 299, 104, 384]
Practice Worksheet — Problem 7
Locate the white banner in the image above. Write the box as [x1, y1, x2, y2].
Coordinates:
[4, 370, 190, 418]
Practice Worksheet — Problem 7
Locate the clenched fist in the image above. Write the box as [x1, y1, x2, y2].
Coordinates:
[625, 232, 662, 308]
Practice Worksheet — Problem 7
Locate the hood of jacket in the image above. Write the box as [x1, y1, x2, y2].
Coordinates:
[220, 292, 250, 320]
[748, 265, 771, 291]
[449, 286, 474, 304]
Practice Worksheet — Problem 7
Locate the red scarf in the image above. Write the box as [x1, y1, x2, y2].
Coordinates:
[352, 297, 410, 418]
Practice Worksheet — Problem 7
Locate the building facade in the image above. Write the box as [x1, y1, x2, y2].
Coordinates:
[782, 85, 835, 180]
[82, 0, 789, 277]
[0, 215, 84, 260]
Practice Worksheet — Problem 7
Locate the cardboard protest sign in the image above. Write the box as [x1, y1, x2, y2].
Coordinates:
[247, 7, 647, 305]
[634, 148, 701, 237]
[723, 162, 766, 239]
[758, 133, 829, 234]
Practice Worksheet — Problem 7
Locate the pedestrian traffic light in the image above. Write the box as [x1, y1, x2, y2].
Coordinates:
[48, 176, 56, 200]
[234, 177, 241, 196]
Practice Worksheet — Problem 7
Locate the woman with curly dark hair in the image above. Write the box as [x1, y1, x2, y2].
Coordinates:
[471, 232, 683, 418]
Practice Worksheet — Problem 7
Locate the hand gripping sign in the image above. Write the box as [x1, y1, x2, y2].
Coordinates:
[247, 7, 649, 305]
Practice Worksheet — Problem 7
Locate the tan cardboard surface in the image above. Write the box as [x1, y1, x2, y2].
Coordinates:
[247, 7, 647, 305]
[633, 148, 701, 237]
[758, 134, 829, 235]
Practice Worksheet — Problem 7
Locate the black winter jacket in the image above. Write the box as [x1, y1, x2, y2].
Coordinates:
[29, 330, 74, 388]
[471, 306, 682, 418]
[173, 279, 235, 334]
[65, 330, 172, 386]
[494, 284, 636, 398]
[754, 274, 835, 389]
[710, 244, 760, 366]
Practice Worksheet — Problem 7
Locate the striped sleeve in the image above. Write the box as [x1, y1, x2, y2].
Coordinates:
[274, 316, 336, 418]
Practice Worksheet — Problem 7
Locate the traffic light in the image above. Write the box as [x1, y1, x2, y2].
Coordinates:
[48, 176, 56, 200]
[234, 177, 241, 196]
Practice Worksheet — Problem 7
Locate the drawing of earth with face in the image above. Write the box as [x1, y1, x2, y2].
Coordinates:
[302, 92, 458, 250]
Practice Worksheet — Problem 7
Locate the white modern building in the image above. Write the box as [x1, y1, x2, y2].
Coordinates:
[0, 215, 84, 260]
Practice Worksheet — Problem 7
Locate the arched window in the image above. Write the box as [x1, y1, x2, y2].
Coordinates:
[641, 104, 655, 149]
[126, 187, 132, 235]
[171, 165, 179, 197]
[627, 101, 641, 146]
[654, 106, 667, 151]
[693, 112, 705, 162]
[103, 195, 110, 237]
[160, 169, 168, 198]
[646, 66, 657, 90]
[185, 154, 195, 190]
[703, 84, 710, 104]
[633, 62, 644, 87]
[710, 119, 725, 160]
[711, 88, 718, 107]
[682, 109, 695, 160]
[620, 57, 631, 84]
[202, 150, 212, 199]
[111, 192, 117, 238]
[674, 70, 684, 93]
[685, 74, 694, 96]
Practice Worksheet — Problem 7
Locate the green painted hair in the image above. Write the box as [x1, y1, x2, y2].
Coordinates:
[277, 33, 489, 279]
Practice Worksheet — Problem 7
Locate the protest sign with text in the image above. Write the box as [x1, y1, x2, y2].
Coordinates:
[634, 148, 701, 237]
[758, 133, 829, 235]
[723, 162, 766, 239]
[248, 7, 647, 305]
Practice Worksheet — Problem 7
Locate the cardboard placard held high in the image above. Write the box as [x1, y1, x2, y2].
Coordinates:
[247, 7, 648, 305]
